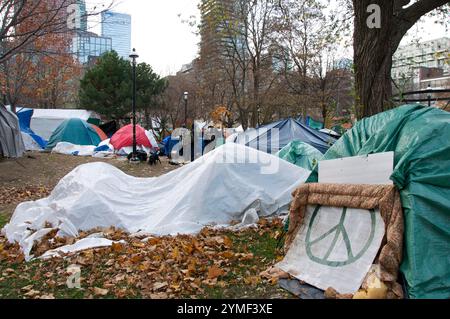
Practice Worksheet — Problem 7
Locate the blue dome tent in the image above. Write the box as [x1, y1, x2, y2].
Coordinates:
[234, 118, 336, 154]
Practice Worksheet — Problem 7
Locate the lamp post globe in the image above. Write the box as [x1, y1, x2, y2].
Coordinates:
[183, 92, 188, 128]
[129, 48, 139, 163]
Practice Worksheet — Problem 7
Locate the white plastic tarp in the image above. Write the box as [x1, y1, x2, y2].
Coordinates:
[3, 144, 311, 260]
[52, 142, 97, 156]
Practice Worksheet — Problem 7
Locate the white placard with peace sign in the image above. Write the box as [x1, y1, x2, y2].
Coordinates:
[277, 205, 386, 294]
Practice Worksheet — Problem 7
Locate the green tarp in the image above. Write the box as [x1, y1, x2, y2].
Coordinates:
[277, 140, 323, 171]
[307, 117, 324, 130]
[307, 104, 450, 299]
[87, 118, 101, 126]
[46, 118, 101, 150]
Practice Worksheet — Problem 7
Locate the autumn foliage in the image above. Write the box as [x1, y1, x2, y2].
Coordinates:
[0, 0, 82, 109]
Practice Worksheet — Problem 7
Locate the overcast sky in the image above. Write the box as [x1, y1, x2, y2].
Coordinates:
[87, 0, 448, 77]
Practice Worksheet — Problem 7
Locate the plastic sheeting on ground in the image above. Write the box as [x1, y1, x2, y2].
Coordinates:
[234, 118, 336, 154]
[40, 238, 121, 259]
[277, 140, 324, 171]
[52, 142, 97, 157]
[307, 104, 450, 299]
[2, 143, 311, 260]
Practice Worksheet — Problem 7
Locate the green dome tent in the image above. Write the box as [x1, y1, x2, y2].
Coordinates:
[277, 140, 323, 171]
[46, 118, 102, 150]
[307, 104, 450, 299]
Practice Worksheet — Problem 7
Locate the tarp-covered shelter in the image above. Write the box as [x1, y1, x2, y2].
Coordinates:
[15, 108, 47, 149]
[0, 105, 25, 158]
[277, 140, 324, 171]
[307, 104, 450, 299]
[46, 119, 102, 150]
[162, 136, 179, 157]
[234, 118, 336, 154]
[9, 108, 101, 140]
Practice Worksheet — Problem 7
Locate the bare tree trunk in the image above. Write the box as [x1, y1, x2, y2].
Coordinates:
[353, 0, 396, 118]
[353, 0, 449, 118]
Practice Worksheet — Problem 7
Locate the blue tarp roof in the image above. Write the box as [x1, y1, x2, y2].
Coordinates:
[234, 118, 336, 154]
[16, 108, 47, 149]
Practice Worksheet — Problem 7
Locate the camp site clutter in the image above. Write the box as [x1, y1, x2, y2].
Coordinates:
[0, 104, 449, 299]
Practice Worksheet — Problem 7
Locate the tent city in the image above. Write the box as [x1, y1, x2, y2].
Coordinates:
[0, 0, 449, 304]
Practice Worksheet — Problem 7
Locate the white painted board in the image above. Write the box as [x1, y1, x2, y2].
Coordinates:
[278, 152, 394, 294]
[319, 152, 394, 185]
[277, 205, 386, 294]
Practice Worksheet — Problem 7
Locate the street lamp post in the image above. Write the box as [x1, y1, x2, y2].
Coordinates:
[183, 92, 188, 128]
[129, 48, 139, 163]
[427, 84, 432, 107]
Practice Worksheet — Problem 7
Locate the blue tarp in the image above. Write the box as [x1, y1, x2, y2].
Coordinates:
[234, 118, 336, 154]
[162, 136, 180, 157]
[16, 108, 47, 149]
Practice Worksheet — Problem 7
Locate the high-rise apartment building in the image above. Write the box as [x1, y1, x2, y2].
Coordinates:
[199, 0, 244, 56]
[75, 0, 88, 32]
[101, 11, 132, 59]
[392, 37, 450, 89]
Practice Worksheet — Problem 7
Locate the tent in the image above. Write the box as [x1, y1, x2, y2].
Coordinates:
[90, 125, 108, 141]
[162, 135, 180, 157]
[110, 124, 156, 151]
[277, 140, 324, 171]
[9, 108, 101, 140]
[0, 105, 25, 158]
[99, 121, 118, 138]
[46, 119, 102, 150]
[307, 104, 450, 299]
[234, 118, 336, 154]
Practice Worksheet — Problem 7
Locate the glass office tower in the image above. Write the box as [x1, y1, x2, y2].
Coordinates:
[72, 31, 112, 64]
[101, 10, 132, 59]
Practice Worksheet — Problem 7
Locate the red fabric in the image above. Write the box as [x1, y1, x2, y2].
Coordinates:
[91, 125, 108, 141]
[110, 124, 152, 150]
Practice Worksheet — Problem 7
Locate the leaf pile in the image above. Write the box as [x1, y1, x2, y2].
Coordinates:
[0, 185, 51, 205]
[0, 218, 292, 299]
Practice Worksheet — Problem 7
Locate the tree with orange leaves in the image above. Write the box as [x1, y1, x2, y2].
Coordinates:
[210, 105, 232, 128]
[22, 32, 82, 108]
[0, 1, 84, 110]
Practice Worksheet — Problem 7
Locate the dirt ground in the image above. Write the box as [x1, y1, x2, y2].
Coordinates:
[0, 151, 178, 218]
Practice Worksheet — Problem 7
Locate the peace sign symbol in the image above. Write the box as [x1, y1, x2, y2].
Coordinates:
[305, 206, 377, 267]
